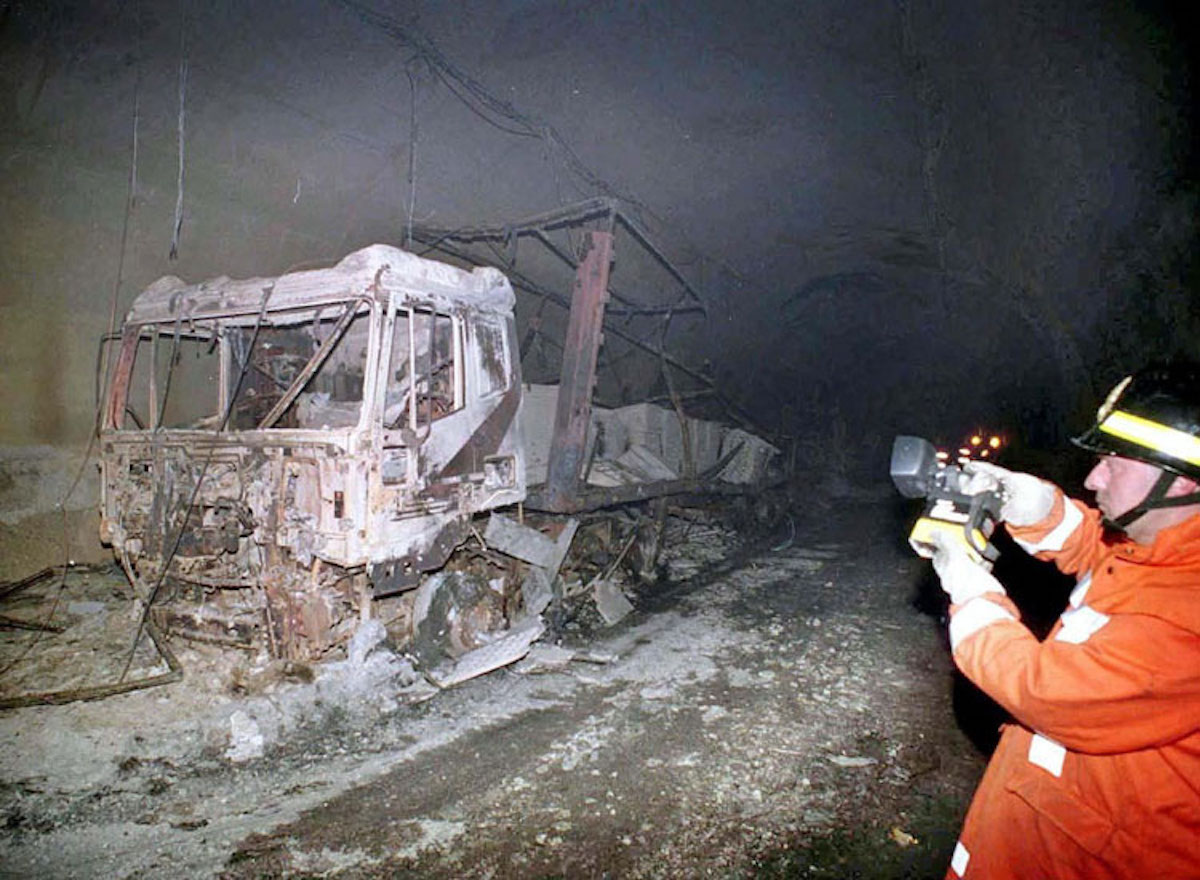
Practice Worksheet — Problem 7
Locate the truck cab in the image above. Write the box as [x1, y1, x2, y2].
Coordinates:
[99, 245, 525, 659]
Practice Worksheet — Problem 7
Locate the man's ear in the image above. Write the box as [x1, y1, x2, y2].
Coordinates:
[1168, 475, 1200, 497]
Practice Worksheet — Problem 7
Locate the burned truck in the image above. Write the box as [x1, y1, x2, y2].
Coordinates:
[99, 245, 525, 660]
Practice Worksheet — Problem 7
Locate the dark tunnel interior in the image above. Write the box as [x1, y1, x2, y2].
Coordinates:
[3, 0, 1197, 469]
[1, 1, 1198, 875]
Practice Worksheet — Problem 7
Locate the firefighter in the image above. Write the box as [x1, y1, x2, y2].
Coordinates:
[928, 363, 1200, 879]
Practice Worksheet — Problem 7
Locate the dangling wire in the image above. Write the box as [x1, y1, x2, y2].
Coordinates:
[155, 316, 183, 431]
[0, 17, 145, 685]
[120, 287, 274, 682]
[405, 61, 420, 250]
[169, 0, 188, 260]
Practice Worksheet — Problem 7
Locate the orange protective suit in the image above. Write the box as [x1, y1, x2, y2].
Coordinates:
[944, 490, 1200, 879]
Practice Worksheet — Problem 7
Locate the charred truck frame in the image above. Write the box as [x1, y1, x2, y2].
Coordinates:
[100, 201, 775, 666]
[99, 245, 525, 659]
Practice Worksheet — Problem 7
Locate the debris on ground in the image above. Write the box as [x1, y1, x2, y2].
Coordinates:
[829, 754, 879, 768]
[426, 615, 546, 688]
[0, 497, 987, 878]
[592, 579, 635, 625]
[512, 643, 578, 674]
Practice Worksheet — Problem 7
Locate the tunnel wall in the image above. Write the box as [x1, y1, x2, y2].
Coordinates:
[729, 1, 1198, 480]
[0, 1, 1196, 567]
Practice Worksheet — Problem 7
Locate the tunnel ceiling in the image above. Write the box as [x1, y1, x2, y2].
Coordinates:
[1, 0, 1197, 449]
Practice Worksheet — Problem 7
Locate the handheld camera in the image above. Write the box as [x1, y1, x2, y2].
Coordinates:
[890, 435, 1001, 565]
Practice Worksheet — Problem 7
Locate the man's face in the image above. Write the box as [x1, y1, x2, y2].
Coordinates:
[1084, 454, 1199, 544]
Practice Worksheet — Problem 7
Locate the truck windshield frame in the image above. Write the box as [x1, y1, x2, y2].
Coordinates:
[382, 301, 465, 435]
[105, 302, 376, 434]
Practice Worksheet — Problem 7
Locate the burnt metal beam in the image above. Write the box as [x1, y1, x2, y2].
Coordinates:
[416, 198, 615, 245]
[0, 619, 182, 710]
[612, 211, 706, 308]
[416, 238, 713, 391]
[415, 198, 708, 316]
[530, 230, 703, 317]
[543, 230, 613, 512]
[0, 614, 66, 633]
[523, 477, 758, 513]
[257, 298, 361, 429]
[414, 230, 769, 440]
[0, 566, 58, 602]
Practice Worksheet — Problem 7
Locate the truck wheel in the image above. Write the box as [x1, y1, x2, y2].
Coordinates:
[409, 570, 506, 669]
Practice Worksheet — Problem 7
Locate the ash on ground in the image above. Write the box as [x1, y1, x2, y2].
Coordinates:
[0, 498, 986, 879]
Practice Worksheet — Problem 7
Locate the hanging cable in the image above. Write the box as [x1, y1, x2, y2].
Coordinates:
[405, 61, 420, 249]
[169, 0, 188, 260]
[155, 317, 183, 431]
[0, 29, 147, 686]
[119, 287, 274, 682]
[331, 0, 644, 210]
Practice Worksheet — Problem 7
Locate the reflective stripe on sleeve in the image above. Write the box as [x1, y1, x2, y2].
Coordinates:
[1054, 604, 1110, 644]
[1029, 733, 1066, 777]
[949, 597, 1016, 652]
[1013, 497, 1083, 554]
[1067, 572, 1092, 609]
[950, 840, 970, 876]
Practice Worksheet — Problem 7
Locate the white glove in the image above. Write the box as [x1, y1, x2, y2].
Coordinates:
[962, 461, 1056, 526]
[930, 531, 1007, 606]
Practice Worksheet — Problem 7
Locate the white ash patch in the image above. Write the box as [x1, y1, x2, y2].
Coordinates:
[539, 716, 620, 772]
[225, 710, 265, 762]
[288, 845, 388, 874]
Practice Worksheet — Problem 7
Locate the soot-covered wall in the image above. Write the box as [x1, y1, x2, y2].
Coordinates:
[0, 1, 1195, 520]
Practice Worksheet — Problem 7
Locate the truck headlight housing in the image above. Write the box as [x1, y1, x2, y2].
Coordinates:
[483, 455, 516, 489]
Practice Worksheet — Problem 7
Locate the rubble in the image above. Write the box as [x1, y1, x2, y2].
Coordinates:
[426, 615, 546, 688]
[226, 710, 265, 763]
[719, 428, 781, 485]
[483, 514, 562, 568]
[829, 754, 879, 768]
[512, 643, 578, 674]
[519, 567, 555, 620]
[518, 384, 779, 487]
[0, 465, 986, 879]
[592, 579, 635, 626]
